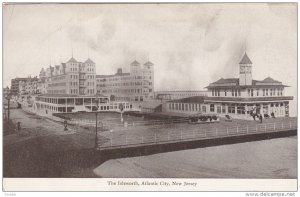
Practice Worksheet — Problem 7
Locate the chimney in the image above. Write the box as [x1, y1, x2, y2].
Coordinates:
[117, 68, 122, 75]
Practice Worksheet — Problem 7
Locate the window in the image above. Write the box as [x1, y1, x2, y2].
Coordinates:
[263, 89, 265, 96]
[222, 104, 226, 113]
[232, 89, 234, 96]
[237, 104, 245, 114]
[217, 106, 221, 113]
[228, 105, 235, 114]
[251, 89, 253, 97]
[210, 104, 215, 112]
[266, 89, 269, 96]
[202, 106, 206, 113]
[212, 90, 214, 96]
[257, 89, 259, 96]
[224, 89, 227, 96]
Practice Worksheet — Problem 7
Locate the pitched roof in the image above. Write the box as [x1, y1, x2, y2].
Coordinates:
[212, 78, 239, 85]
[84, 58, 95, 64]
[144, 61, 154, 66]
[239, 52, 252, 64]
[131, 60, 140, 65]
[66, 57, 78, 63]
[168, 96, 206, 103]
[261, 77, 281, 83]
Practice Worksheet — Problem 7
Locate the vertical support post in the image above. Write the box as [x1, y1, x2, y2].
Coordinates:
[265, 124, 267, 132]
[180, 130, 182, 140]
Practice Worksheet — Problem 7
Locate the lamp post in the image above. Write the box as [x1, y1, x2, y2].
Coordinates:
[95, 95, 100, 150]
[5, 94, 11, 121]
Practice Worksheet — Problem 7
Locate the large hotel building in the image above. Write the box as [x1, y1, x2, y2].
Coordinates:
[96, 60, 154, 102]
[163, 53, 293, 119]
[27, 57, 154, 114]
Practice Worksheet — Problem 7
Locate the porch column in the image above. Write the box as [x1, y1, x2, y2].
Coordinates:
[235, 104, 237, 114]
[65, 98, 67, 112]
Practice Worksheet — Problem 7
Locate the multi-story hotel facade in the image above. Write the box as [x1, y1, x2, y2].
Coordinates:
[96, 60, 154, 102]
[40, 57, 97, 95]
[163, 53, 293, 119]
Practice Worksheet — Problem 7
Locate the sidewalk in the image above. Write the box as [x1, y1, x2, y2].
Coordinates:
[4, 109, 96, 151]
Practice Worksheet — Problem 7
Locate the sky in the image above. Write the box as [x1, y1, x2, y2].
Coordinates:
[3, 3, 297, 115]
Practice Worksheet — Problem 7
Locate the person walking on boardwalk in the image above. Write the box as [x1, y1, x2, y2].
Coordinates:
[259, 114, 263, 123]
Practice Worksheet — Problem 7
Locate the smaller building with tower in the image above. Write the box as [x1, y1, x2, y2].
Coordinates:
[163, 52, 293, 119]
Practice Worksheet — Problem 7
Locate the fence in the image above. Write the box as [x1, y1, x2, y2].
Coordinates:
[98, 120, 297, 150]
[69, 117, 189, 128]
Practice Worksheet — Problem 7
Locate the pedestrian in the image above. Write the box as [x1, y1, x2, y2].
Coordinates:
[259, 114, 263, 123]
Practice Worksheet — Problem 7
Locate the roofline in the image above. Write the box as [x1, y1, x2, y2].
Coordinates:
[205, 85, 290, 89]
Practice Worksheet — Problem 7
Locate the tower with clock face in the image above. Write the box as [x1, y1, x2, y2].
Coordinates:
[239, 52, 253, 86]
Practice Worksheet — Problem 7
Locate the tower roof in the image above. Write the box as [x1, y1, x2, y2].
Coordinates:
[239, 52, 252, 64]
[144, 61, 154, 66]
[84, 58, 95, 64]
[131, 60, 140, 65]
[67, 57, 78, 63]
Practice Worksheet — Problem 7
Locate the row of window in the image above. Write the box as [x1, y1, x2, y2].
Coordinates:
[70, 75, 78, 79]
[168, 103, 201, 112]
[87, 89, 95, 94]
[211, 88, 284, 97]
[70, 89, 78, 94]
[48, 82, 66, 87]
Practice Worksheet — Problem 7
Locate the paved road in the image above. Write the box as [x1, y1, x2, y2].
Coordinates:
[4, 109, 97, 151]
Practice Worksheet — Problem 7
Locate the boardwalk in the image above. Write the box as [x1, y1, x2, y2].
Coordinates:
[97, 119, 297, 150]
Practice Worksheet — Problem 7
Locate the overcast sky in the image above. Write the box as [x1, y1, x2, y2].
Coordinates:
[3, 3, 297, 115]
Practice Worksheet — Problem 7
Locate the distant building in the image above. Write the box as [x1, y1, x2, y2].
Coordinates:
[154, 91, 207, 101]
[18, 77, 39, 95]
[10, 77, 37, 95]
[3, 86, 10, 98]
[164, 52, 293, 119]
[96, 60, 154, 102]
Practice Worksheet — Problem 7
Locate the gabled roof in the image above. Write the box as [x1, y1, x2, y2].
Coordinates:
[144, 61, 154, 66]
[66, 57, 78, 63]
[84, 58, 95, 64]
[239, 52, 252, 64]
[261, 77, 281, 83]
[211, 78, 239, 85]
[131, 60, 140, 65]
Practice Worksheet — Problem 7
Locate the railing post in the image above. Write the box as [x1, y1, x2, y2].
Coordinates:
[265, 124, 267, 132]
